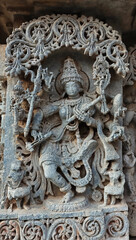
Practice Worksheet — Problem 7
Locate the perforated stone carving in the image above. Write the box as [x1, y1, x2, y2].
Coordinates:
[123, 45, 136, 237]
[0, 220, 20, 240]
[124, 45, 136, 86]
[1, 14, 129, 239]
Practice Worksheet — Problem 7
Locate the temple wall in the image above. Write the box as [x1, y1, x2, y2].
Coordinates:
[0, 1, 136, 239]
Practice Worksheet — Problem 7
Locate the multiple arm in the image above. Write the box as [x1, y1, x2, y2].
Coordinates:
[73, 94, 126, 143]
[31, 93, 126, 144]
[31, 105, 59, 140]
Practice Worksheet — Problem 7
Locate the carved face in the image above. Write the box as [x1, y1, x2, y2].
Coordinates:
[8, 161, 24, 188]
[64, 81, 81, 97]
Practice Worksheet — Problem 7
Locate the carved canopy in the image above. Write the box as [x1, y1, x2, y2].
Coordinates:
[5, 14, 129, 81]
[0, 14, 131, 240]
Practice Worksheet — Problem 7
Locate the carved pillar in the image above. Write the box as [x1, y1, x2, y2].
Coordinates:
[0, 15, 129, 239]
[0, 45, 7, 198]
[123, 46, 136, 237]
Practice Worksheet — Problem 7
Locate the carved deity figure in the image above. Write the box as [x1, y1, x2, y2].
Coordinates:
[123, 137, 136, 197]
[1, 14, 130, 240]
[123, 88, 136, 198]
[1, 160, 31, 211]
[25, 57, 125, 204]
[104, 163, 125, 205]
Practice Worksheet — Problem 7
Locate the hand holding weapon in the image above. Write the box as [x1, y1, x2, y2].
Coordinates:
[24, 66, 53, 138]
[26, 131, 52, 152]
[26, 95, 102, 151]
[24, 65, 42, 137]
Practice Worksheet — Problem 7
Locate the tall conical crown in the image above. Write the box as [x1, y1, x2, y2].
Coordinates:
[61, 57, 83, 86]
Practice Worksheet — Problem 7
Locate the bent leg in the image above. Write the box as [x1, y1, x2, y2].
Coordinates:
[104, 192, 108, 206]
[42, 163, 70, 190]
[111, 195, 116, 205]
[23, 195, 30, 210]
[42, 163, 74, 202]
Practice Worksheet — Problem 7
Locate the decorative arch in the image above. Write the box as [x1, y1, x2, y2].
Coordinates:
[1, 16, 130, 239]
[5, 14, 129, 82]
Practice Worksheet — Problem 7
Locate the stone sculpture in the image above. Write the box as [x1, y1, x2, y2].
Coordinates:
[123, 45, 136, 237]
[104, 163, 125, 205]
[1, 160, 31, 211]
[23, 57, 126, 207]
[123, 139, 136, 197]
[0, 14, 130, 239]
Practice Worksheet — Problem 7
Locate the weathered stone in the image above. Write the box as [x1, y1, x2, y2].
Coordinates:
[123, 45, 136, 237]
[0, 0, 136, 45]
[0, 14, 132, 239]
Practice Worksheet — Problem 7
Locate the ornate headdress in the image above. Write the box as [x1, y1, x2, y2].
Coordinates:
[60, 57, 83, 86]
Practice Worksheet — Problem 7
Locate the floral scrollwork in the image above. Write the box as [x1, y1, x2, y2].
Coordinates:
[6, 15, 128, 79]
[91, 189, 103, 202]
[106, 40, 129, 77]
[53, 15, 80, 48]
[124, 45, 136, 85]
[0, 220, 20, 240]
[5, 40, 32, 77]
[26, 20, 53, 44]
[22, 221, 47, 240]
[81, 216, 105, 239]
[106, 212, 129, 237]
[47, 219, 77, 240]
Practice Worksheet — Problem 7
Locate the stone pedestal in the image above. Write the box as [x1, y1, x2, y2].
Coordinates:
[0, 202, 129, 240]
